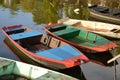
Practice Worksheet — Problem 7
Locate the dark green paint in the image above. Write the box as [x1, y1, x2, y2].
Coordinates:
[52, 24, 110, 47]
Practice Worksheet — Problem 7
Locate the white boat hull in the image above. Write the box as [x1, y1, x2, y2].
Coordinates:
[58, 18, 120, 39]
[0, 57, 78, 80]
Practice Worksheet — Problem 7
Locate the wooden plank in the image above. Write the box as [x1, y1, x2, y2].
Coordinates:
[107, 54, 120, 63]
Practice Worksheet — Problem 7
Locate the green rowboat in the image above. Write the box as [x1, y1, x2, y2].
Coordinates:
[44, 24, 117, 53]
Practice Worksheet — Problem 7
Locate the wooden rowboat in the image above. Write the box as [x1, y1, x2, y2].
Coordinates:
[2, 24, 89, 70]
[43, 23, 118, 53]
[89, 5, 120, 25]
[0, 57, 78, 80]
[58, 18, 120, 39]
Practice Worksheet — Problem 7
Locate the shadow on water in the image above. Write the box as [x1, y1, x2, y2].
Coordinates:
[83, 51, 118, 67]
[3, 38, 86, 80]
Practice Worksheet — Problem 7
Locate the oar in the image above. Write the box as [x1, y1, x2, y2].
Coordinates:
[107, 54, 120, 64]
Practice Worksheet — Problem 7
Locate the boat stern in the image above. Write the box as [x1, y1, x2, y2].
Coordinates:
[93, 41, 118, 52]
[64, 54, 89, 67]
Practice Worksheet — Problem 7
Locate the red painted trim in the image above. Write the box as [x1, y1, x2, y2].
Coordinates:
[3, 24, 22, 30]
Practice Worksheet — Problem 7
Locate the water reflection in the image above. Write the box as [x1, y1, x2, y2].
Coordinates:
[58, 0, 89, 19]
[0, 0, 119, 25]
[0, 0, 90, 24]
[84, 51, 118, 66]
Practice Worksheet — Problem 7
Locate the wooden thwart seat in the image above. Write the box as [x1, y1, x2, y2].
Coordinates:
[53, 28, 80, 39]
[49, 37, 60, 48]
[40, 34, 63, 48]
[10, 30, 42, 40]
[49, 25, 66, 32]
[40, 34, 51, 46]
[6, 27, 25, 35]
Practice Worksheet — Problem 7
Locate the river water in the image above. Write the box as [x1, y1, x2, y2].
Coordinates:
[0, 0, 120, 80]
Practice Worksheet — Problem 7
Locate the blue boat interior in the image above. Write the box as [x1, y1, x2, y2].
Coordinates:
[36, 45, 81, 60]
[9, 30, 42, 40]
[6, 27, 26, 35]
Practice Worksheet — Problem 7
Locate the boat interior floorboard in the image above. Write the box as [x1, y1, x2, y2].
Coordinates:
[22, 43, 49, 53]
